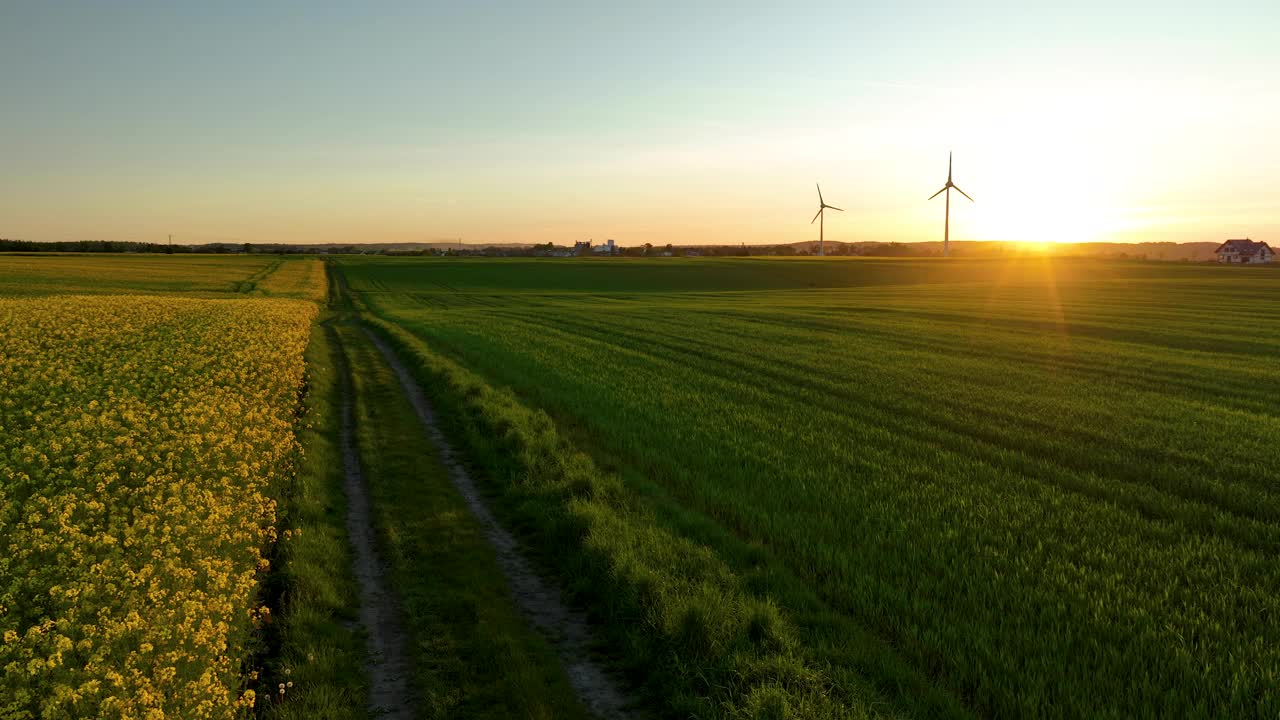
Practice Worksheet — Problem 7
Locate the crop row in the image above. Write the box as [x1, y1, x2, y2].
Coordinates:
[0, 295, 316, 719]
[354, 261, 1280, 718]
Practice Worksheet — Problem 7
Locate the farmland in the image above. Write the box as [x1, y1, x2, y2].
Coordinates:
[0, 295, 315, 717]
[340, 256, 1280, 719]
[0, 254, 312, 298]
[0, 256, 348, 719]
[3, 252, 1277, 719]
[0, 254, 590, 720]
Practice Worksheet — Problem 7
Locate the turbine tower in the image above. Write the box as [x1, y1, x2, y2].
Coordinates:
[928, 152, 973, 258]
[811, 183, 843, 256]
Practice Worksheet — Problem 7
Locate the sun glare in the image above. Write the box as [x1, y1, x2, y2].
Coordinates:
[970, 188, 1119, 244]
[962, 144, 1126, 245]
[944, 78, 1153, 245]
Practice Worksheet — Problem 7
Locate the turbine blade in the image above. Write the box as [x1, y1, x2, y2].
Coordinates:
[929, 186, 947, 200]
[948, 151, 953, 182]
[953, 185, 974, 202]
[826, 205, 844, 212]
[816, 183, 824, 205]
[811, 208, 823, 224]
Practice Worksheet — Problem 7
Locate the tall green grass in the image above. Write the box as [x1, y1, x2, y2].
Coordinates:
[343, 256, 1280, 719]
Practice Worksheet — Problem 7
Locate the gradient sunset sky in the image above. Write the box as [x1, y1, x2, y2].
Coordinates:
[2, 2, 1277, 246]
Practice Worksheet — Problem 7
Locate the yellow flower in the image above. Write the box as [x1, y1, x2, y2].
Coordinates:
[0, 295, 316, 719]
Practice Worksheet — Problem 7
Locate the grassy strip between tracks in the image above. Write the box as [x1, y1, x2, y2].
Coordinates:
[360, 312, 943, 720]
[333, 320, 586, 719]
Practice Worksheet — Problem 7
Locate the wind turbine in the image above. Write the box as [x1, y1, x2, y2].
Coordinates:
[929, 152, 973, 258]
[811, 183, 843, 256]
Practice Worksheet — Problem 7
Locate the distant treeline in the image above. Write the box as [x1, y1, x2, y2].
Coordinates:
[0, 239, 326, 255]
[388, 242, 933, 258]
[0, 239, 195, 253]
[1, 238, 1222, 261]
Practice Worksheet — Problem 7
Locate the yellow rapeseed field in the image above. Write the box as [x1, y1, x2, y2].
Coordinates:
[254, 259, 327, 303]
[0, 295, 317, 719]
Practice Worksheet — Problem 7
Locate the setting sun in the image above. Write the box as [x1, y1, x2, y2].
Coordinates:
[917, 73, 1199, 245]
[967, 170, 1124, 245]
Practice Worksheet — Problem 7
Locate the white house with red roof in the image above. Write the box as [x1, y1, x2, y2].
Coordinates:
[1214, 239, 1274, 264]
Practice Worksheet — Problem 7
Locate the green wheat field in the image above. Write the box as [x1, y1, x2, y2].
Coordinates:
[341, 256, 1279, 718]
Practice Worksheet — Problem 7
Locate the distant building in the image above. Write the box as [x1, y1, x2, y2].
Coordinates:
[590, 239, 616, 256]
[1215, 238, 1274, 264]
[573, 241, 592, 256]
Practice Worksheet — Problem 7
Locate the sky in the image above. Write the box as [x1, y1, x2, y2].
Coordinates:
[2, 1, 1278, 246]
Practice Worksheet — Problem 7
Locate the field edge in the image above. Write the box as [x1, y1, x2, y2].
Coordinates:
[257, 316, 371, 719]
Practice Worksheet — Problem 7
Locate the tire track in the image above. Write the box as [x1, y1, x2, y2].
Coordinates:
[335, 325, 415, 719]
[363, 326, 634, 720]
